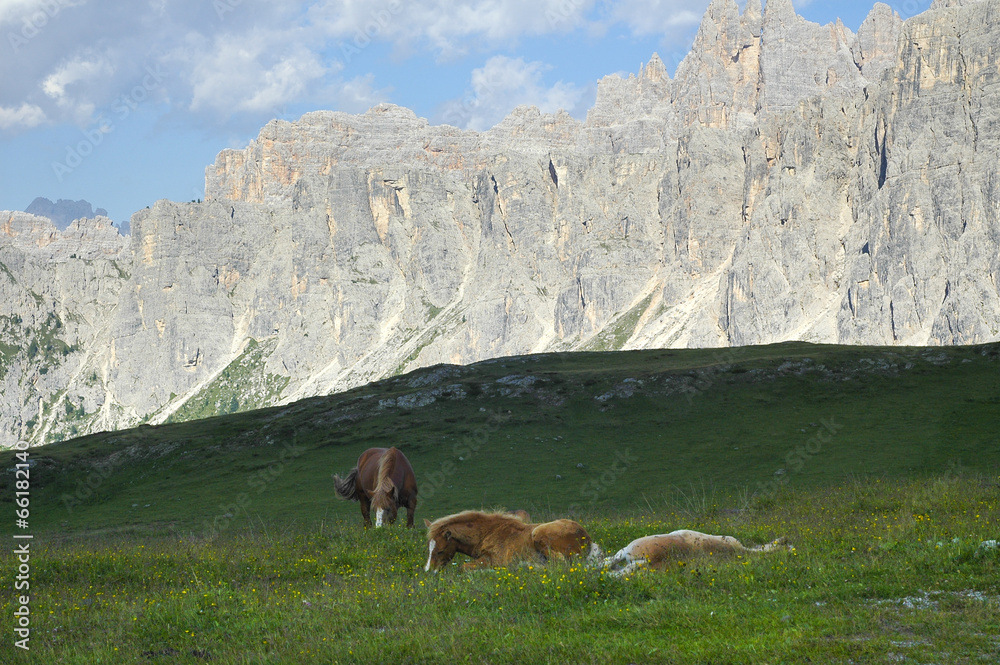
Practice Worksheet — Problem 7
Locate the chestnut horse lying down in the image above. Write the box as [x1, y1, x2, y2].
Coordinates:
[506, 509, 531, 522]
[602, 529, 789, 576]
[424, 510, 600, 571]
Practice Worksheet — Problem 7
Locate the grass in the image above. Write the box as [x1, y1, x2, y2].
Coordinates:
[4, 341, 998, 534]
[3, 310, 81, 441]
[166, 339, 290, 424]
[1, 342, 999, 661]
[3, 475, 997, 664]
[580, 294, 653, 352]
[0, 340, 17, 379]
[392, 327, 444, 376]
[26, 312, 74, 365]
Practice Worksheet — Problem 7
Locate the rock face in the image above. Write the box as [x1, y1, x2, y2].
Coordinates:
[1, 213, 129, 444]
[2, 0, 999, 447]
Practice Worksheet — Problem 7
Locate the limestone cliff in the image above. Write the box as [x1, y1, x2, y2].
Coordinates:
[2, 0, 999, 447]
[1, 212, 129, 443]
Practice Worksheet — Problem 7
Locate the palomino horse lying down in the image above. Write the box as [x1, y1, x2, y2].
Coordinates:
[424, 510, 600, 571]
[602, 529, 789, 576]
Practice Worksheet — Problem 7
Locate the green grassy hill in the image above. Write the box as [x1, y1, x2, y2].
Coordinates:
[4, 342, 999, 536]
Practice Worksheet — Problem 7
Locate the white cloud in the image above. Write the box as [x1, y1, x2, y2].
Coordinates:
[0, 103, 46, 129]
[333, 74, 391, 113]
[313, 0, 597, 58]
[438, 55, 590, 131]
[610, 0, 708, 37]
[184, 32, 327, 115]
[36, 53, 116, 124]
[2, 0, 317, 129]
[41, 54, 114, 102]
[0, 0, 85, 28]
[0, 0, 699, 134]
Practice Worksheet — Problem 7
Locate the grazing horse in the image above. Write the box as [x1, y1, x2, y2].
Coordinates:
[423, 510, 600, 571]
[602, 529, 790, 576]
[333, 447, 418, 528]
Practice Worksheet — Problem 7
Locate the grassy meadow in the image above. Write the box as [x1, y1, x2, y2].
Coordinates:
[2, 342, 999, 662]
[5, 476, 999, 664]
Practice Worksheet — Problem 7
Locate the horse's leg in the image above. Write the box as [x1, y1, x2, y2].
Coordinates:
[708, 535, 747, 555]
[609, 559, 647, 578]
[749, 536, 789, 552]
[360, 496, 373, 528]
[601, 548, 628, 570]
[405, 499, 416, 529]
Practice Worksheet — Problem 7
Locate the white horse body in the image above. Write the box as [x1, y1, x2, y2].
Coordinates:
[602, 529, 788, 576]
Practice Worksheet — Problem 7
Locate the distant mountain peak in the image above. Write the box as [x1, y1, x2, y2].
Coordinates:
[24, 197, 109, 230]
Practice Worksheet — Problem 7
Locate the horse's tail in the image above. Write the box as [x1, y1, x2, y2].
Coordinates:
[332, 468, 360, 502]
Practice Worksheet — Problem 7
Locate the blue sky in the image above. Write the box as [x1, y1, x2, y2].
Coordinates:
[0, 0, 933, 225]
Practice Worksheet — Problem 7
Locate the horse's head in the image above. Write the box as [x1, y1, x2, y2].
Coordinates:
[369, 483, 399, 527]
[423, 519, 461, 571]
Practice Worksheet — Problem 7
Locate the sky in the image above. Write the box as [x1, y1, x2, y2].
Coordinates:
[0, 0, 935, 226]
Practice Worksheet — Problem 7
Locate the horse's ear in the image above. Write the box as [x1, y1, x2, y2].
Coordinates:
[364, 489, 375, 498]
[423, 519, 432, 528]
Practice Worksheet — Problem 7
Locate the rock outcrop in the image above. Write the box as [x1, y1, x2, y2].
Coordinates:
[1, 213, 129, 443]
[2, 0, 999, 447]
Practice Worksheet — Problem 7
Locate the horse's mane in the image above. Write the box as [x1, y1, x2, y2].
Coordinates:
[376, 448, 398, 490]
[370, 448, 400, 509]
[425, 510, 524, 540]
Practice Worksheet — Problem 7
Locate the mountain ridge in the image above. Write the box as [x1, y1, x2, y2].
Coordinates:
[23, 197, 111, 231]
[1, 0, 998, 447]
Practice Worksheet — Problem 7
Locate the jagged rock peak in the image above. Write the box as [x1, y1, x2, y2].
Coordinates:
[695, 0, 743, 54]
[585, 52, 675, 151]
[763, 0, 796, 21]
[705, 0, 739, 21]
[366, 103, 420, 120]
[757, 0, 869, 114]
[641, 53, 668, 83]
[743, 0, 763, 36]
[671, 0, 764, 128]
[852, 3, 903, 81]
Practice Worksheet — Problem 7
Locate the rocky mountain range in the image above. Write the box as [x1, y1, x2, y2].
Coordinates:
[23, 198, 110, 231]
[2, 0, 998, 447]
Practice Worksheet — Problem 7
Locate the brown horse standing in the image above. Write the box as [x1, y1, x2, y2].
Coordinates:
[333, 447, 418, 528]
[423, 510, 600, 571]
